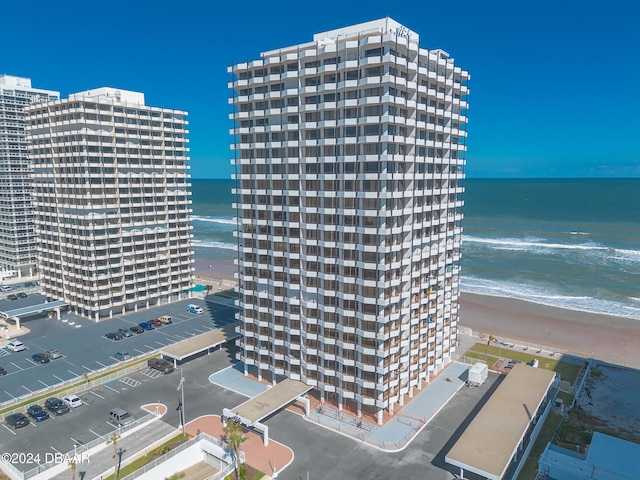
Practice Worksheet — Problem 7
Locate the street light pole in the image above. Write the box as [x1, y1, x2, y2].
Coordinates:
[180, 366, 185, 435]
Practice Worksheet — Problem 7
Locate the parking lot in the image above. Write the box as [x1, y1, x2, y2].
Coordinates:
[0, 346, 244, 477]
[2, 292, 500, 479]
[0, 295, 238, 404]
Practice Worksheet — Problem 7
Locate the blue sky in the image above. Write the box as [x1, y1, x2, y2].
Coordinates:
[3, 0, 639, 178]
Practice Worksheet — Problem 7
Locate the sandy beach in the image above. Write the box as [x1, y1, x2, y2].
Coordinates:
[193, 254, 640, 367]
[460, 292, 640, 368]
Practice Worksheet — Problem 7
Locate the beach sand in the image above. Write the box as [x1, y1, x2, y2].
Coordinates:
[191, 254, 640, 367]
[460, 292, 640, 368]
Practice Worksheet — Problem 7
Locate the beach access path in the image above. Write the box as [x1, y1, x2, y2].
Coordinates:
[460, 292, 640, 368]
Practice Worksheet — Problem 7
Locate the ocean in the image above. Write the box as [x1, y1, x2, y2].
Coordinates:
[191, 178, 640, 320]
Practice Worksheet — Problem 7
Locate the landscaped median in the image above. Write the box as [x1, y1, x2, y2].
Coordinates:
[100, 432, 191, 480]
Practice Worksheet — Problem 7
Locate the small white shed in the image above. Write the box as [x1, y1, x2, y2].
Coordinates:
[468, 362, 488, 386]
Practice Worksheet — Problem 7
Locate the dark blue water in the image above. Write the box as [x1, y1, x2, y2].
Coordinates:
[191, 178, 640, 320]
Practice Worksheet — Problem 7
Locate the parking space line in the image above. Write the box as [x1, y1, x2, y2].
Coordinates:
[104, 384, 120, 393]
[81, 365, 92, 371]
[144, 344, 154, 350]
[133, 348, 145, 354]
[30, 422, 37, 428]
[50, 446, 61, 454]
[11, 362, 22, 371]
[5, 390, 15, 399]
[68, 370, 79, 377]
[3, 424, 16, 435]
[23, 385, 32, 393]
[154, 341, 166, 346]
[70, 437, 83, 446]
[39, 380, 48, 388]
[89, 429, 101, 437]
[53, 375, 65, 382]
[172, 334, 186, 339]
[90, 390, 105, 399]
[25, 358, 38, 366]
[95, 361, 107, 367]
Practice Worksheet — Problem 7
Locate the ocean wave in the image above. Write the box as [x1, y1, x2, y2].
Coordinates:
[460, 276, 640, 321]
[463, 235, 640, 262]
[463, 235, 602, 251]
[568, 231, 590, 235]
[192, 239, 236, 251]
[192, 215, 236, 226]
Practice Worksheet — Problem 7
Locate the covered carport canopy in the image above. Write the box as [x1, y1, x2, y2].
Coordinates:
[224, 378, 312, 446]
[159, 321, 240, 362]
[0, 301, 68, 329]
[446, 363, 556, 480]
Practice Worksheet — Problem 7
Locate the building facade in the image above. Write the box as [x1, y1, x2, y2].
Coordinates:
[26, 88, 193, 320]
[0, 75, 59, 279]
[229, 18, 469, 423]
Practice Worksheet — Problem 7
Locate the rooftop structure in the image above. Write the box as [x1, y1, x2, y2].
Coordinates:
[539, 432, 640, 480]
[25, 88, 194, 320]
[446, 363, 557, 479]
[0, 75, 59, 279]
[229, 18, 470, 424]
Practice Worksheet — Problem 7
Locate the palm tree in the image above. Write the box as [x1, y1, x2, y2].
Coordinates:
[164, 473, 185, 480]
[222, 419, 247, 480]
[107, 432, 121, 480]
[68, 459, 76, 480]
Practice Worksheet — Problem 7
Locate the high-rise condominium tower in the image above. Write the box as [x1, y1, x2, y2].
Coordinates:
[26, 88, 193, 320]
[0, 75, 59, 279]
[229, 18, 469, 423]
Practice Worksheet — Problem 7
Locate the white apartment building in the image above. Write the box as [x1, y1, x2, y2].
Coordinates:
[0, 75, 59, 279]
[229, 18, 469, 423]
[26, 88, 194, 320]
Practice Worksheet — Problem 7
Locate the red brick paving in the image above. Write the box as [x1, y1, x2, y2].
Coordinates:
[185, 414, 293, 477]
[141, 402, 167, 417]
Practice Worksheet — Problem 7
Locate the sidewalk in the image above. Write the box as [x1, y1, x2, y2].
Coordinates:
[38, 416, 178, 480]
[208, 358, 471, 452]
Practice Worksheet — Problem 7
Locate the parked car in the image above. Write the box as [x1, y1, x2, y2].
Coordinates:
[27, 405, 50, 422]
[149, 318, 162, 327]
[109, 407, 136, 427]
[44, 397, 69, 415]
[17, 292, 27, 298]
[105, 332, 123, 341]
[0, 286, 11, 292]
[129, 325, 144, 334]
[187, 304, 203, 314]
[117, 328, 133, 338]
[0, 366, 7, 375]
[6, 413, 30, 429]
[6, 340, 26, 352]
[24, 282, 35, 287]
[158, 315, 173, 324]
[114, 352, 131, 361]
[7, 294, 18, 300]
[31, 353, 50, 364]
[63, 394, 83, 408]
[138, 322, 154, 330]
[147, 358, 174, 374]
[44, 349, 62, 359]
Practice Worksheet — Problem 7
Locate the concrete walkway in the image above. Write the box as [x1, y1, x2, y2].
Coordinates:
[37, 417, 178, 480]
[209, 359, 472, 452]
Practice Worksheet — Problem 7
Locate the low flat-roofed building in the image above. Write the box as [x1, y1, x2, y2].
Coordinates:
[538, 431, 640, 480]
[446, 363, 556, 479]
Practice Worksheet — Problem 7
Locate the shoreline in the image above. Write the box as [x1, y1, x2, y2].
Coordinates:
[191, 254, 640, 366]
[460, 292, 640, 367]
